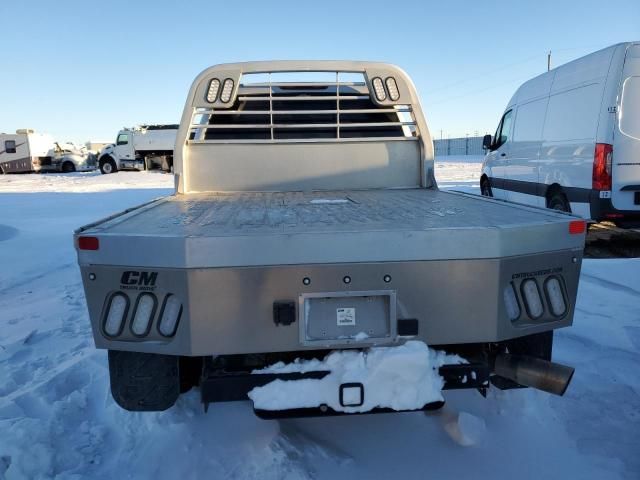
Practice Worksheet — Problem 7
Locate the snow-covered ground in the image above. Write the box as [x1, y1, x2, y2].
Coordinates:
[1, 162, 639, 480]
[434, 155, 484, 194]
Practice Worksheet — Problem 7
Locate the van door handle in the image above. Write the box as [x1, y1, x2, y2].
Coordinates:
[500, 153, 506, 157]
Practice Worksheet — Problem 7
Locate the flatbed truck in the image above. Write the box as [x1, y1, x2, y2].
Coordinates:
[75, 61, 585, 415]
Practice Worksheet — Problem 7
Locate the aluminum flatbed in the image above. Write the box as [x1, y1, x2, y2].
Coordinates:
[78, 188, 582, 268]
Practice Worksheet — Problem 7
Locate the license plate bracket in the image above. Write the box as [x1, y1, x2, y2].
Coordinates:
[299, 290, 396, 346]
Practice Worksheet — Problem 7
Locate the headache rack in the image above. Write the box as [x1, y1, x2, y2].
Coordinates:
[137, 124, 180, 131]
[175, 61, 434, 193]
[188, 72, 419, 143]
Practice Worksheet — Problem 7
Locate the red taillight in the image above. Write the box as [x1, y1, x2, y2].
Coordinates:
[78, 236, 99, 250]
[592, 143, 613, 190]
[569, 220, 586, 235]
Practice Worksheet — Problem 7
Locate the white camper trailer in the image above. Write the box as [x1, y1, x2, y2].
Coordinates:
[98, 125, 177, 174]
[0, 129, 57, 173]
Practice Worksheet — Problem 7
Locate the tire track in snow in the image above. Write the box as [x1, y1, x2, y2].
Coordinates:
[557, 330, 640, 367]
[552, 331, 640, 477]
[0, 338, 95, 411]
[0, 261, 75, 292]
[0, 277, 93, 413]
[580, 272, 640, 298]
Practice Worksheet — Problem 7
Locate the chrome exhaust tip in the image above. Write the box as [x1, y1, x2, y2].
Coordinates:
[494, 353, 575, 396]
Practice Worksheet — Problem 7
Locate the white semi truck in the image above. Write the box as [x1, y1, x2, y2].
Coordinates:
[98, 124, 177, 174]
[76, 61, 585, 416]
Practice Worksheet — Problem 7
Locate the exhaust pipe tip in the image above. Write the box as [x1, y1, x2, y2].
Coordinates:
[554, 365, 574, 396]
[494, 353, 575, 396]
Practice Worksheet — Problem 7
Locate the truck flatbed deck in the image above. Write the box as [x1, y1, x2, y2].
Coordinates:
[78, 188, 583, 268]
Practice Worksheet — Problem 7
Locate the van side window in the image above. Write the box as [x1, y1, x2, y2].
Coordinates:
[116, 134, 129, 145]
[493, 110, 513, 149]
[4, 140, 16, 154]
[513, 99, 547, 142]
[493, 121, 503, 149]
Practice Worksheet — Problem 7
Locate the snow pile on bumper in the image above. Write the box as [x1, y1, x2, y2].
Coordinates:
[248, 341, 464, 413]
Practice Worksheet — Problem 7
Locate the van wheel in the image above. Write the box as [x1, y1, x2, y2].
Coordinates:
[480, 177, 493, 197]
[100, 156, 117, 175]
[61, 162, 76, 173]
[548, 192, 570, 212]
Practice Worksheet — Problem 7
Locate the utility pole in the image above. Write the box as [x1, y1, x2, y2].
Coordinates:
[547, 50, 552, 72]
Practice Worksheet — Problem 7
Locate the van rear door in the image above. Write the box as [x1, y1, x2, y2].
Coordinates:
[613, 44, 640, 212]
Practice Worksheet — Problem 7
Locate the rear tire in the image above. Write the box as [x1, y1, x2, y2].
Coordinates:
[100, 156, 117, 175]
[61, 161, 75, 173]
[179, 356, 203, 393]
[480, 177, 493, 197]
[547, 191, 570, 212]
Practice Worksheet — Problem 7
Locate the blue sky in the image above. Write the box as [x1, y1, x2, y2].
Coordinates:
[1, 0, 638, 144]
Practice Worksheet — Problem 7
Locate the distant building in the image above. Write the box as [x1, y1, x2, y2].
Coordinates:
[85, 141, 111, 154]
[434, 136, 485, 156]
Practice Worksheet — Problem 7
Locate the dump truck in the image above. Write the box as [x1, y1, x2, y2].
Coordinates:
[75, 61, 585, 416]
[98, 124, 177, 174]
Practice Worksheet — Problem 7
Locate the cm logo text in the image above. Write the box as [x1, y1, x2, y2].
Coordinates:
[120, 271, 158, 291]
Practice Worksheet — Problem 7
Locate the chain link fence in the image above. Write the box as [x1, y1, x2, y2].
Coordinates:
[434, 136, 485, 156]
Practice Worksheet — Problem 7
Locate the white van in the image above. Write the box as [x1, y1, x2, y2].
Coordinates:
[481, 42, 640, 228]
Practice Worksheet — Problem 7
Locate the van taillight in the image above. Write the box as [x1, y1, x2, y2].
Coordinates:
[592, 143, 613, 190]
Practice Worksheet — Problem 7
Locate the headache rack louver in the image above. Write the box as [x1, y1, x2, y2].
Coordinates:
[188, 72, 419, 143]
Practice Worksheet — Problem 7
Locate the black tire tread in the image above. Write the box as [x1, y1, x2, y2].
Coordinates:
[547, 191, 570, 212]
[100, 156, 117, 175]
[480, 176, 493, 197]
[62, 162, 75, 173]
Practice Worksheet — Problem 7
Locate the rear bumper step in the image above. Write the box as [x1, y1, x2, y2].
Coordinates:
[254, 402, 447, 419]
[590, 195, 640, 227]
[200, 362, 490, 415]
